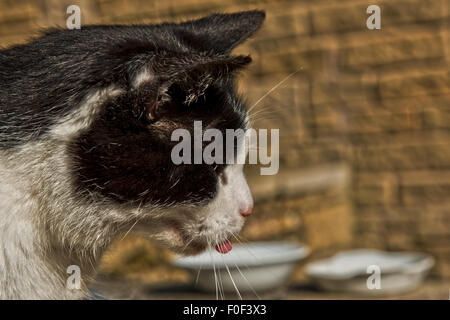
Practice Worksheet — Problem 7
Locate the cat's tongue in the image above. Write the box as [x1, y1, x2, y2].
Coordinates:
[215, 239, 232, 254]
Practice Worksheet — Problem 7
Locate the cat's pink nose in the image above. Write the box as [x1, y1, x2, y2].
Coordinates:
[240, 206, 253, 218]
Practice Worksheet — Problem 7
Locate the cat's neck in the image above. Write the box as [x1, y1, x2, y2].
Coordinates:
[0, 181, 96, 299]
[0, 148, 102, 299]
[0, 210, 89, 299]
[0, 141, 146, 299]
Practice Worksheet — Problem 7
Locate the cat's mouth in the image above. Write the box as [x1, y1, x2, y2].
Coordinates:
[164, 219, 235, 255]
[214, 239, 233, 254]
[184, 237, 234, 255]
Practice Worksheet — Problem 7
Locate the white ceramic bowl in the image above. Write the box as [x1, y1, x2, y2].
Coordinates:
[306, 249, 435, 295]
[173, 242, 309, 294]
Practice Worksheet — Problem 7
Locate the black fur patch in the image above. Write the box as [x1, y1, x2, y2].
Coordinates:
[0, 11, 265, 206]
[0, 11, 264, 148]
[69, 79, 247, 206]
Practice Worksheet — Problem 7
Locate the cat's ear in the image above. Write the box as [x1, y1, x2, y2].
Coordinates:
[130, 54, 251, 121]
[176, 10, 265, 54]
[169, 54, 251, 84]
[165, 54, 251, 105]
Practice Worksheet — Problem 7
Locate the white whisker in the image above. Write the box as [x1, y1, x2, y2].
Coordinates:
[215, 235, 225, 300]
[225, 263, 242, 300]
[207, 237, 219, 300]
[195, 264, 203, 285]
[248, 70, 301, 114]
[233, 261, 261, 300]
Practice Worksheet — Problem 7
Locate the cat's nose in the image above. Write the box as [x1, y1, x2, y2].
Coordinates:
[240, 206, 253, 218]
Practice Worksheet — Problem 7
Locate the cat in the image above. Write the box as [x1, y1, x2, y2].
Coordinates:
[0, 10, 265, 299]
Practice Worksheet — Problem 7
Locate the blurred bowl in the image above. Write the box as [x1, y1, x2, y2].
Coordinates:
[173, 241, 309, 294]
[306, 249, 435, 295]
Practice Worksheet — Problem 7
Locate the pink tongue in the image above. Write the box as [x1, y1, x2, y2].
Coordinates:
[215, 240, 232, 254]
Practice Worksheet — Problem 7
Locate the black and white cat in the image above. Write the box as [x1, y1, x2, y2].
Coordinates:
[0, 10, 264, 299]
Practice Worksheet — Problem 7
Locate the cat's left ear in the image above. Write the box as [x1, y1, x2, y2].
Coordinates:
[168, 54, 251, 105]
[176, 10, 265, 54]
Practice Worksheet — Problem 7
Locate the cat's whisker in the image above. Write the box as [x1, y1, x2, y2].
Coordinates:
[119, 219, 139, 241]
[225, 232, 260, 299]
[250, 91, 304, 116]
[249, 106, 284, 119]
[207, 237, 219, 301]
[211, 239, 224, 301]
[225, 262, 242, 300]
[248, 90, 305, 126]
[231, 233, 284, 284]
[214, 235, 225, 300]
[233, 261, 261, 300]
[214, 234, 223, 300]
[247, 70, 301, 114]
[182, 234, 204, 284]
[218, 260, 227, 300]
[217, 266, 225, 300]
[237, 233, 291, 257]
[120, 200, 145, 240]
[249, 114, 284, 125]
[249, 110, 280, 123]
[230, 232, 258, 260]
[249, 116, 279, 125]
[179, 236, 196, 254]
[250, 111, 282, 122]
[250, 102, 297, 117]
[248, 107, 272, 118]
[195, 264, 203, 285]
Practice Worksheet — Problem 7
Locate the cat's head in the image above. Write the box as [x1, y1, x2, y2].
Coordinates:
[59, 11, 263, 255]
[2, 11, 264, 256]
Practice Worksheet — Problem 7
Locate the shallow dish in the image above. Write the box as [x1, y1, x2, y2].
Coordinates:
[173, 242, 309, 294]
[306, 249, 434, 295]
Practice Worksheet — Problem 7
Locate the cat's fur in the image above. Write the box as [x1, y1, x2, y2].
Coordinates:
[0, 11, 264, 299]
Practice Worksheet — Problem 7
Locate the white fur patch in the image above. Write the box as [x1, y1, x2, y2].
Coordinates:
[50, 86, 123, 140]
[200, 164, 253, 241]
[190, 137, 253, 246]
[132, 68, 154, 88]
